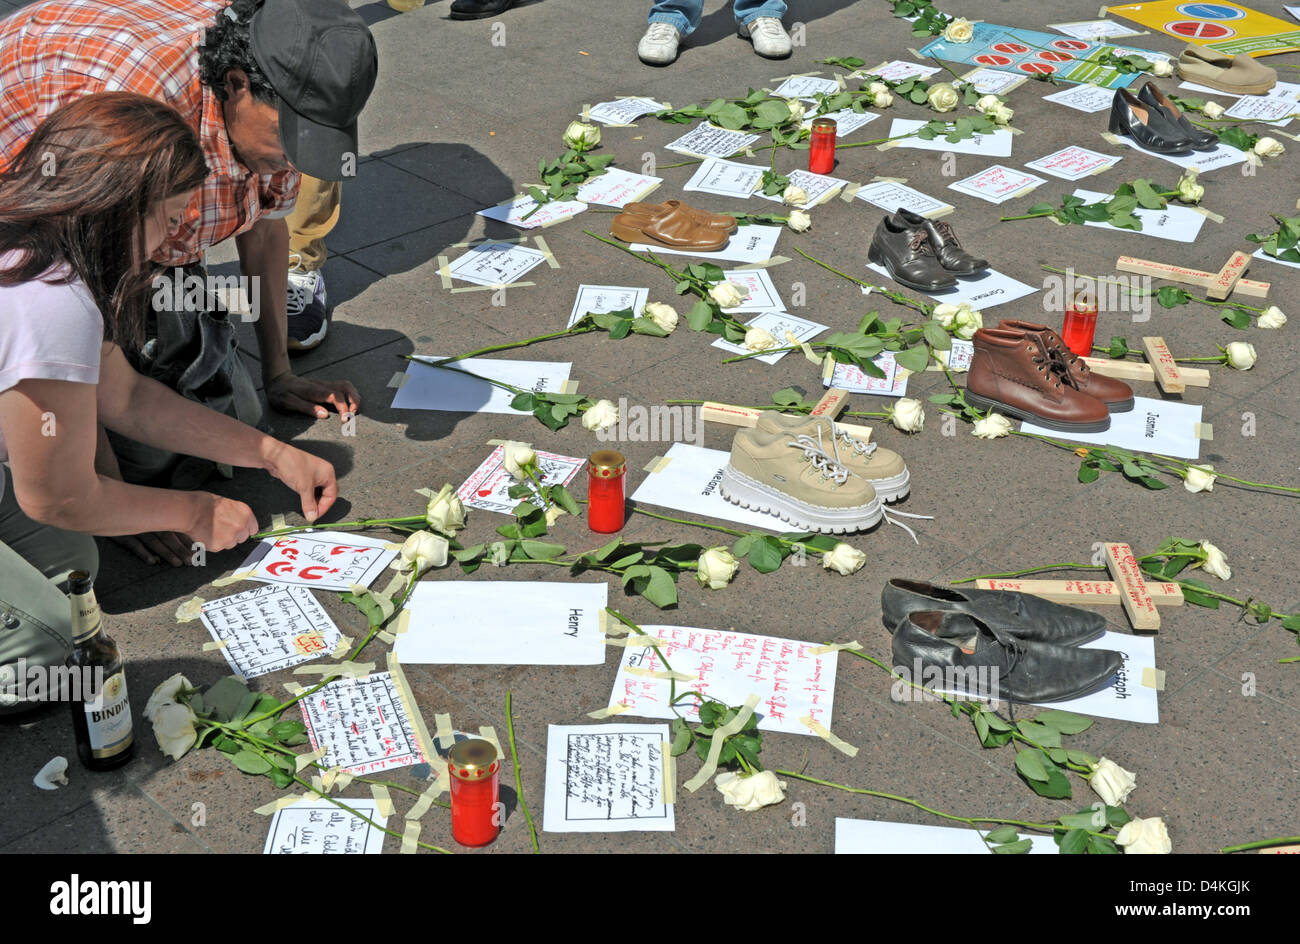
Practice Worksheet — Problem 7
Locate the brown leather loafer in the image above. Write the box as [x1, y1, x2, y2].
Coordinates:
[995, 321, 1135, 413]
[966, 328, 1110, 432]
[622, 199, 738, 233]
[610, 202, 731, 251]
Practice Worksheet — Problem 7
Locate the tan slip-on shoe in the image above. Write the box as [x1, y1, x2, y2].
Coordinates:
[610, 202, 730, 251]
[753, 413, 911, 502]
[622, 200, 739, 233]
[1177, 44, 1276, 95]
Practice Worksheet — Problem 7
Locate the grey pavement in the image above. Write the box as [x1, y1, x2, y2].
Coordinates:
[2, 0, 1298, 854]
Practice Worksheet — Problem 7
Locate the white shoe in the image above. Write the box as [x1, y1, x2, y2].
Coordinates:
[638, 22, 681, 65]
[286, 254, 329, 351]
[739, 16, 791, 59]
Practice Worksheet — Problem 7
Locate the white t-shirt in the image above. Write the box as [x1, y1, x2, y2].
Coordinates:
[0, 260, 104, 495]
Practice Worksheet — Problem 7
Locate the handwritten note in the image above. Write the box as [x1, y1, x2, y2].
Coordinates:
[754, 168, 848, 208]
[586, 97, 665, 125]
[1043, 84, 1115, 113]
[543, 724, 674, 832]
[949, 164, 1046, 203]
[665, 122, 761, 158]
[608, 625, 839, 735]
[801, 107, 880, 137]
[867, 60, 941, 81]
[476, 195, 585, 230]
[771, 75, 841, 99]
[683, 158, 764, 198]
[300, 672, 426, 775]
[567, 283, 648, 328]
[238, 532, 397, 592]
[1048, 19, 1142, 40]
[711, 311, 827, 365]
[1224, 95, 1297, 125]
[935, 338, 974, 371]
[200, 585, 343, 679]
[721, 268, 783, 312]
[855, 180, 954, 218]
[575, 167, 662, 207]
[630, 443, 791, 532]
[959, 68, 1026, 95]
[263, 797, 388, 854]
[393, 355, 571, 415]
[445, 242, 548, 286]
[827, 353, 910, 396]
[1026, 145, 1120, 181]
[457, 444, 584, 515]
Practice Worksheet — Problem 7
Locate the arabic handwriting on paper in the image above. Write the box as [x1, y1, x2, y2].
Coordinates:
[244, 533, 396, 591]
[200, 585, 342, 678]
[564, 732, 666, 822]
[265, 800, 386, 854]
[457, 446, 584, 514]
[300, 673, 425, 775]
[446, 242, 547, 287]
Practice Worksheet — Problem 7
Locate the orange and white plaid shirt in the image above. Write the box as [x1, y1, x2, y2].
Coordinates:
[0, 0, 300, 266]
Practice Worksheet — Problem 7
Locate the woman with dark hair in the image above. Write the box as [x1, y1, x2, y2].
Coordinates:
[0, 93, 337, 714]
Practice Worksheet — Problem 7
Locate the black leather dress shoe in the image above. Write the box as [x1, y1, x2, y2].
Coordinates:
[867, 212, 957, 291]
[1108, 87, 1195, 154]
[1137, 81, 1218, 152]
[897, 208, 989, 275]
[449, 0, 516, 19]
[892, 611, 1124, 704]
[881, 578, 1106, 648]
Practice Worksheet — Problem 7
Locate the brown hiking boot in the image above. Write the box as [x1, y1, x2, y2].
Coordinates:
[996, 321, 1135, 413]
[966, 328, 1111, 432]
[622, 199, 738, 233]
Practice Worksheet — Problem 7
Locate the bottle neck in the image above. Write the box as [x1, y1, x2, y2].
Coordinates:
[70, 589, 103, 644]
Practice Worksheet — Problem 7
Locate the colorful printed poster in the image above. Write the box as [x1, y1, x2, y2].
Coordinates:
[1107, 2, 1300, 56]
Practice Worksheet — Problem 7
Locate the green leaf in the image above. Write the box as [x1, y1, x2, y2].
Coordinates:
[270, 720, 307, 743]
[973, 711, 989, 743]
[550, 484, 582, 517]
[1089, 835, 1121, 854]
[982, 712, 1013, 732]
[713, 103, 750, 130]
[1155, 285, 1189, 308]
[636, 566, 679, 609]
[1014, 749, 1049, 782]
[1132, 178, 1165, 210]
[772, 387, 804, 407]
[985, 825, 1019, 844]
[1033, 709, 1093, 735]
[520, 540, 566, 561]
[1078, 462, 1100, 484]
[1025, 202, 1055, 216]
[1066, 749, 1098, 768]
[698, 702, 725, 725]
[991, 839, 1034, 854]
[1017, 720, 1061, 748]
[670, 717, 692, 756]
[204, 676, 253, 724]
[231, 750, 273, 776]
[1060, 827, 1090, 855]
[747, 536, 785, 574]
[922, 321, 952, 351]
[893, 344, 932, 373]
[1027, 763, 1073, 799]
[687, 299, 715, 331]
[269, 768, 294, 789]
[1107, 336, 1129, 358]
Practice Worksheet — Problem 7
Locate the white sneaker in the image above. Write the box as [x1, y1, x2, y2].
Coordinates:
[286, 254, 329, 351]
[739, 16, 792, 59]
[638, 22, 681, 65]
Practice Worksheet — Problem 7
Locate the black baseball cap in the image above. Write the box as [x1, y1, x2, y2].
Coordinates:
[249, 0, 378, 181]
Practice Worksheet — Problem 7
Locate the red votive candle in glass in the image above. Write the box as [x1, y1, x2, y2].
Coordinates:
[1060, 291, 1099, 357]
[808, 117, 837, 175]
[449, 738, 500, 848]
[587, 450, 626, 534]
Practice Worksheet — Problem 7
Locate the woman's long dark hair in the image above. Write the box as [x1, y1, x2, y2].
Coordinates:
[0, 92, 208, 349]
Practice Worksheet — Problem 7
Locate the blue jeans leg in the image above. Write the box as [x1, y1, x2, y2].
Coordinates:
[734, 0, 787, 28]
[648, 0, 702, 37]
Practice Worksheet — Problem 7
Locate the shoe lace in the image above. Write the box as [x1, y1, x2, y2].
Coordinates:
[933, 220, 962, 247]
[881, 506, 933, 543]
[788, 428, 850, 485]
[834, 425, 878, 461]
[1025, 344, 1064, 391]
[286, 282, 310, 317]
[908, 229, 933, 254]
[646, 22, 677, 41]
[753, 17, 784, 37]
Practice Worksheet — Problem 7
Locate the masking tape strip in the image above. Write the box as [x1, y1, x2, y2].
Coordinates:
[588, 703, 632, 719]
[531, 235, 561, 268]
[201, 639, 229, 651]
[329, 635, 352, 660]
[598, 608, 622, 636]
[1089, 163, 1115, 175]
[799, 715, 860, 757]
[1141, 667, 1166, 691]
[821, 353, 837, 383]
[293, 660, 374, 679]
[478, 725, 504, 757]
[271, 513, 287, 532]
[284, 681, 306, 697]
[624, 665, 695, 682]
[836, 73, 847, 91]
[436, 255, 452, 290]
[907, 47, 924, 60]
[449, 280, 537, 294]
[311, 774, 325, 795]
[211, 569, 255, 587]
[332, 768, 354, 792]
[388, 371, 408, 389]
[381, 572, 406, 598]
[661, 742, 676, 805]
[407, 777, 446, 820]
[925, 204, 956, 220]
[606, 635, 670, 650]
[349, 583, 395, 621]
[685, 694, 759, 792]
[296, 746, 327, 773]
[876, 140, 901, 151]
[1194, 422, 1214, 441]
[581, 104, 590, 121]
[400, 819, 421, 854]
[840, 182, 862, 202]
[376, 630, 397, 645]
[561, 380, 580, 394]
[382, 541, 403, 552]
[643, 455, 671, 474]
[810, 185, 844, 207]
[319, 768, 338, 792]
[434, 712, 455, 751]
[388, 653, 436, 765]
[1008, 182, 1044, 198]
[1008, 126, 1023, 136]
[175, 597, 205, 623]
[394, 610, 412, 637]
[870, 175, 909, 184]
[254, 793, 304, 815]
[769, 72, 823, 82]
[1193, 206, 1225, 224]
[809, 640, 863, 655]
[740, 147, 756, 157]
[745, 254, 791, 269]
[371, 784, 395, 818]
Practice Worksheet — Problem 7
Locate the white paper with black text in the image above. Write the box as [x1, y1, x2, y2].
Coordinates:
[866, 263, 1038, 311]
[800, 107, 880, 137]
[683, 158, 764, 198]
[721, 267, 783, 312]
[543, 724, 675, 833]
[567, 283, 648, 328]
[889, 118, 1014, 157]
[949, 165, 1047, 204]
[237, 532, 398, 592]
[771, 74, 841, 99]
[445, 242, 548, 286]
[1072, 188, 1208, 243]
[299, 672, 427, 775]
[1025, 145, 1121, 181]
[263, 797, 388, 854]
[393, 356, 571, 414]
[835, 818, 1057, 854]
[1048, 19, 1142, 40]
[754, 168, 848, 208]
[711, 311, 827, 364]
[1108, 135, 1247, 173]
[1043, 84, 1115, 113]
[200, 585, 343, 678]
[631, 224, 782, 264]
[476, 195, 586, 230]
[867, 60, 942, 81]
[575, 167, 663, 207]
[855, 179, 955, 218]
[1019, 395, 1202, 460]
[586, 97, 665, 125]
[665, 122, 761, 158]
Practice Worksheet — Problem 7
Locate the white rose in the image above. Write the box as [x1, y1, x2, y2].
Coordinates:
[1151, 59, 1174, 77]
[785, 98, 806, 123]
[821, 543, 867, 575]
[708, 281, 748, 309]
[953, 307, 983, 340]
[1224, 341, 1256, 370]
[1203, 101, 1226, 120]
[544, 505, 567, 526]
[715, 770, 787, 811]
[943, 17, 974, 43]
[991, 103, 1015, 125]
[1254, 136, 1285, 158]
[976, 94, 1001, 113]
[1089, 757, 1137, 806]
[425, 483, 466, 537]
[932, 302, 960, 328]
[868, 81, 890, 98]
[1257, 306, 1286, 329]
[927, 82, 960, 113]
[889, 397, 925, 433]
[33, 756, 69, 791]
[787, 209, 812, 232]
[696, 546, 739, 590]
[562, 120, 601, 151]
[1183, 464, 1216, 493]
[144, 673, 193, 723]
[644, 301, 679, 333]
[872, 88, 894, 108]
[502, 440, 537, 480]
[744, 327, 780, 352]
[1116, 816, 1172, 854]
[1199, 540, 1231, 581]
[1176, 169, 1204, 204]
[782, 184, 810, 206]
[581, 398, 620, 432]
[152, 702, 199, 761]
[398, 530, 449, 573]
[972, 413, 1013, 439]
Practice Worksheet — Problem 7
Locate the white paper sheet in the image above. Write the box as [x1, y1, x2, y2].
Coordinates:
[771, 74, 841, 99]
[1180, 79, 1300, 105]
[543, 724, 674, 833]
[445, 241, 548, 286]
[567, 283, 648, 328]
[238, 532, 398, 592]
[630, 442, 786, 531]
[200, 585, 343, 679]
[1043, 84, 1115, 113]
[889, 118, 1014, 157]
[754, 168, 848, 208]
[1048, 19, 1142, 40]
[392, 356, 571, 414]
[866, 263, 1039, 311]
[300, 672, 427, 775]
[665, 122, 761, 158]
[396, 582, 608, 665]
[867, 60, 942, 81]
[1108, 134, 1247, 173]
[1223, 95, 1297, 125]
[575, 167, 662, 207]
[710, 311, 827, 364]
[949, 164, 1047, 204]
[1253, 247, 1300, 270]
[1072, 187, 1208, 243]
[1019, 395, 1202, 460]
[835, 818, 1057, 854]
[936, 339, 975, 371]
[630, 224, 782, 263]
[609, 625, 838, 735]
[800, 107, 880, 137]
[826, 353, 910, 396]
[855, 179, 955, 218]
[476, 195, 586, 230]
[264, 797, 388, 854]
[1026, 145, 1121, 180]
[1288, 4, 1300, 22]
[721, 268, 784, 312]
[456, 445, 584, 515]
[958, 68, 1027, 95]
[683, 158, 764, 198]
[586, 97, 665, 125]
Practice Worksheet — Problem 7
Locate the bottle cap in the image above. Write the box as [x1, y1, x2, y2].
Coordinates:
[449, 739, 500, 781]
[589, 450, 626, 478]
[811, 117, 837, 134]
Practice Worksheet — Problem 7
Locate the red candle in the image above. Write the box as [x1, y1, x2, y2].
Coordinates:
[587, 450, 626, 534]
[808, 117, 837, 175]
[449, 739, 500, 848]
[1060, 291, 1098, 358]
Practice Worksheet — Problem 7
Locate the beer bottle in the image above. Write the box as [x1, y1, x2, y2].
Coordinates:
[66, 571, 134, 770]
